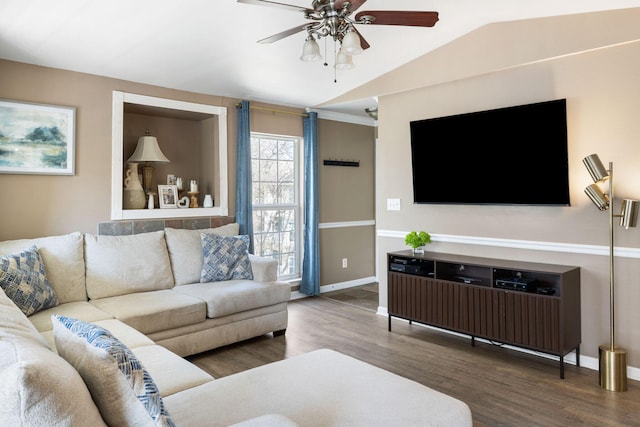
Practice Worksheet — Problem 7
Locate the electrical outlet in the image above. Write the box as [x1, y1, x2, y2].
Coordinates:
[342, 258, 348, 268]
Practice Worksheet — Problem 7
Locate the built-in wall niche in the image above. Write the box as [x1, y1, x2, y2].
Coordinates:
[111, 92, 228, 220]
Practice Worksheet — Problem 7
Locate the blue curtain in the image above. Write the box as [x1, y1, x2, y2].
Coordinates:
[300, 112, 320, 295]
[236, 100, 254, 253]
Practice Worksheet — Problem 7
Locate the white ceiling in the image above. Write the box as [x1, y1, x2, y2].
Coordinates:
[1, 0, 639, 118]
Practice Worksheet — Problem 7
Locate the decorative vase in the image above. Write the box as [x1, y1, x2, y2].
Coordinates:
[203, 194, 213, 208]
[412, 247, 424, 255]
[123, 162, 146, 209]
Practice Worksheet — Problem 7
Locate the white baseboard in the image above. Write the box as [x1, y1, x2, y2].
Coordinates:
[290, 277, 377, 300]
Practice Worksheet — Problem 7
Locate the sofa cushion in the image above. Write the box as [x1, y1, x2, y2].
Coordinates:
[0, 287, 50, 348]
[201, 234, 253, 282]
[164, 223, 240, 286]
[163, 349, 473, 427]
[85, 231, 175, 299]
[90, 289, 207, 334]
[0, 339, 108, 427]
[0, 288, 106, 426]
[172, 280, 291, 319]
[28, 301, 115, 333]
[52, 315, 175, 427]
[0, 245, 58, 316]
[131, 344, 214, 397]
[0, 232, 86, 303]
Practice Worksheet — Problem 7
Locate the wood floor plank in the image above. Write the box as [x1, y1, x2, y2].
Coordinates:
[188, 296, 640, 427]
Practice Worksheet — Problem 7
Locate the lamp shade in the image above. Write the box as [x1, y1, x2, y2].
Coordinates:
[584, 183, 609, 210]
[335, 49, 354, 70]
[300, 36, 322, 62]
[341, 29, 363, 55]
[583, 154, 609, 183]
[620, 199, 639, 228]
[127, 135, 170, 163]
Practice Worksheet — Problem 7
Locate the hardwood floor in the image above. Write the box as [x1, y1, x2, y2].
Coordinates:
[188, 293, 640, 427]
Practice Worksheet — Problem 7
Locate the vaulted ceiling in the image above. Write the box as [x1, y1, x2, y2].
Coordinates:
[1, 0, 638, 117]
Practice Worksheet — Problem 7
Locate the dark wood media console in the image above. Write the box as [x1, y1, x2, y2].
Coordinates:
[387, 250, 581, 378]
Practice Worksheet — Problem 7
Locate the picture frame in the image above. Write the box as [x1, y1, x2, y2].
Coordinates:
[0, 99, 76, 175]
[158, 184, 178, 208]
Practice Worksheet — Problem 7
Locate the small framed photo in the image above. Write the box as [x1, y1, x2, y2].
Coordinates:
[0, 99, 76, 175]
[158, 185, 178, 208]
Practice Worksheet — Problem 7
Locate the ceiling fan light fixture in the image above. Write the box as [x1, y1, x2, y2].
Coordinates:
[335, 49, 354, 70]
[300, 35, 322, 62]
[341, 28, 362, 55]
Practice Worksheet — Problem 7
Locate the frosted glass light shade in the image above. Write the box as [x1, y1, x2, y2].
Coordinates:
[300, 37, 322, 62]
[128, 136, 170, 163]
[341, 30, 363, 55]
[335, 49, 354, 70]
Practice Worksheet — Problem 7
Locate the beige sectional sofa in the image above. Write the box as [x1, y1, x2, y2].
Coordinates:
[0, 224, 290, 357]
[0, 225, 474, 426]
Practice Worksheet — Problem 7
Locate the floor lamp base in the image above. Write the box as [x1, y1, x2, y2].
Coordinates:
[599, 344, 627, 392]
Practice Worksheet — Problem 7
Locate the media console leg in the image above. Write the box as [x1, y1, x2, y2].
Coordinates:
[388, 315, 391, 332]
[471, 336, 475, 347]
[560, 355, 565, 379]
[576, 345, 580, 367]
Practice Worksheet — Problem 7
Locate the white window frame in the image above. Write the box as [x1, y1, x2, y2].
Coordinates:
[250, 132, 303, 280]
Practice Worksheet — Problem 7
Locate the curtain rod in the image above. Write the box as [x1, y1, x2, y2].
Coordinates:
[235, 103, 309, 118]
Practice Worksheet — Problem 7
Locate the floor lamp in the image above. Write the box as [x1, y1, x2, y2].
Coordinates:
[583, 153, 639, 392]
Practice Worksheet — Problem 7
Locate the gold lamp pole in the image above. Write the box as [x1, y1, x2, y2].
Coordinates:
[583, 154, 638, 392]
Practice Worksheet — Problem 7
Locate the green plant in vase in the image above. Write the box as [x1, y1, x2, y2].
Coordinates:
[405, 231, 431, 254]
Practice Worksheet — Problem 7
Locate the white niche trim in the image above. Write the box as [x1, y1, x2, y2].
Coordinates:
[111, 91, 228, 220]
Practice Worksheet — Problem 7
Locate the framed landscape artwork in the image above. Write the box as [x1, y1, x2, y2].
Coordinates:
[0, 99, 76, 175]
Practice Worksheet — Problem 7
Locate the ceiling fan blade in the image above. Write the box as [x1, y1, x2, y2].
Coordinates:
[258, 23, 309, 44]
[237, 0, 311, 14]
[355, 11, 439, 27]
[335, 0, 368, 13]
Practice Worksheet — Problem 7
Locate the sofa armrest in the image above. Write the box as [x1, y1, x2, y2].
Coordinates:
[249, 254, 278, 282]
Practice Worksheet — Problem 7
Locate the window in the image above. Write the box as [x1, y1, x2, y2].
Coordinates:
[251, 133, 301, 279]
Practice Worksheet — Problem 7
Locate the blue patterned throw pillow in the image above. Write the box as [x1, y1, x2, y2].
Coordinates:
[0, 245, 57, 316]
[51, 315, 175, 427]
[200, 234, 254, 282]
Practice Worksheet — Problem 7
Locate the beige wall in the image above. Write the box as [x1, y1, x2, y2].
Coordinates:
[0, 60, 376, 290]
[374, 17, 640, 369]
[0, 59, 238, 239]
[318, 120, 376, 285]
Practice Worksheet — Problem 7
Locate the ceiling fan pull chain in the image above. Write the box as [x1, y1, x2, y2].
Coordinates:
[333, 39, 338, 83]
[324, 37, 328, 67]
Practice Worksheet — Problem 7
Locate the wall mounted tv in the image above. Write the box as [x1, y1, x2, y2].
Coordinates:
[409, 99, 570, 206]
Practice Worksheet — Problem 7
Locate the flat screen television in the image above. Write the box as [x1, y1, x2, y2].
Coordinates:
[409, 99, 570, 206]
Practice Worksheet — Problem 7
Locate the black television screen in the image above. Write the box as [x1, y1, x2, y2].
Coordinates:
[409, 99, 570, 206]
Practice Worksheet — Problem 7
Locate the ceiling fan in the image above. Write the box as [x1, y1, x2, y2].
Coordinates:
[237, 0, 439, 69]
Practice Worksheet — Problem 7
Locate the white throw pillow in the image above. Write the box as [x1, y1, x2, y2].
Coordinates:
[52, 315, 175, 427]
[84, 231, 174, 299]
